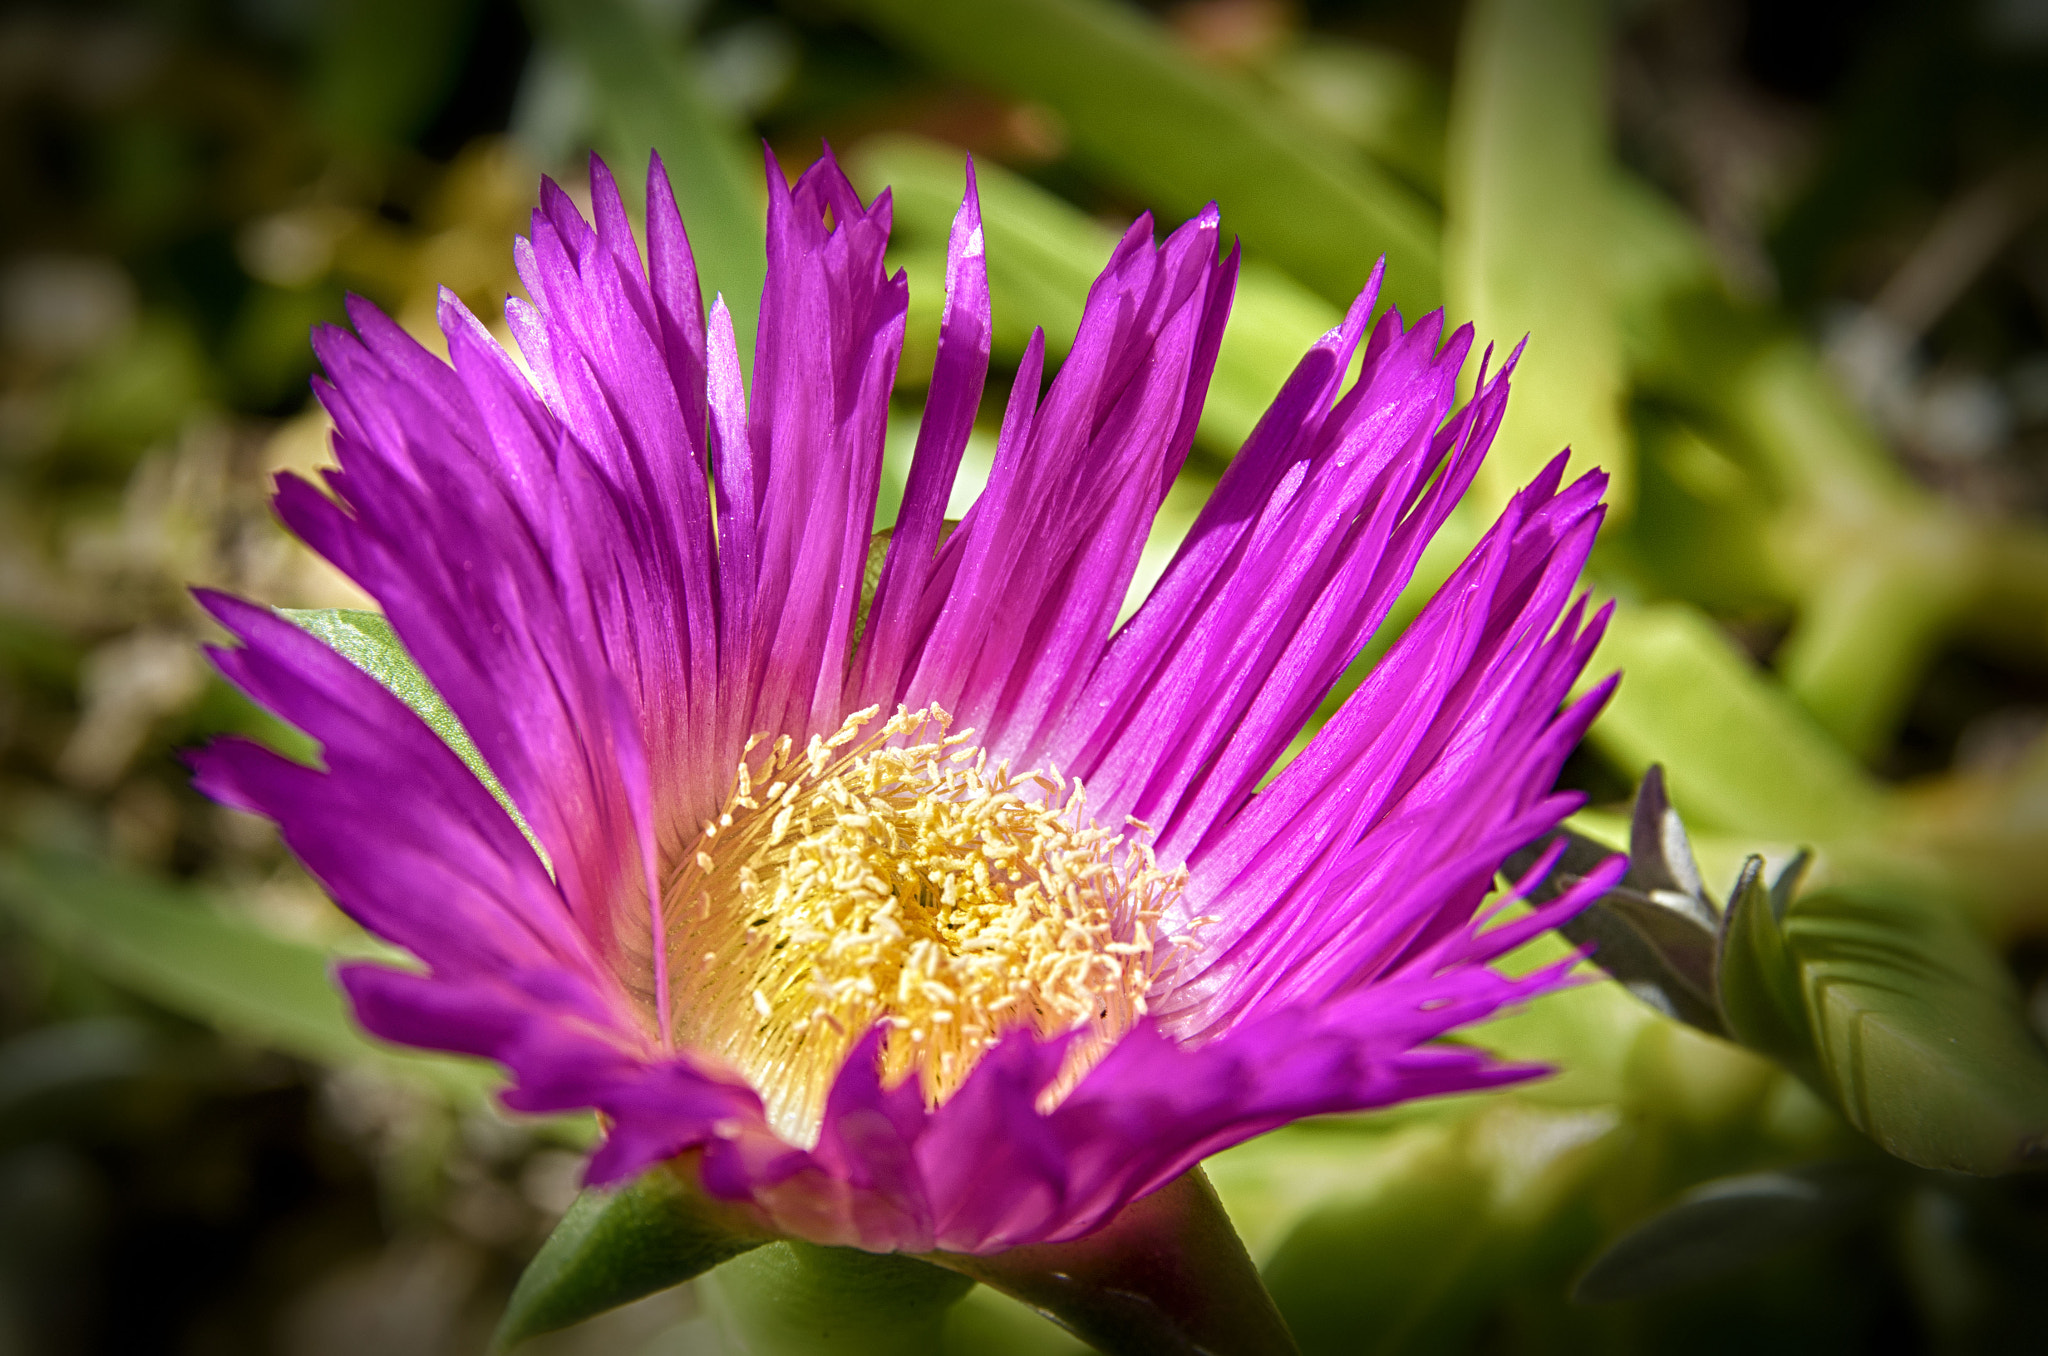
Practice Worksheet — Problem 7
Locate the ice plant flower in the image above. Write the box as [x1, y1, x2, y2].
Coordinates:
[192, 149, 1621, 1257]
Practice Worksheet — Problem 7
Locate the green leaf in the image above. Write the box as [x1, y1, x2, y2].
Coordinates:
[1573, 1162, 1885, 1303]
[1444, 0, 1630, 518]
[1780, 882, 2048, 1174]
[279, 608, 543, 861]
[1583, 603, 1888, 842]
[279, 609, 484, 783]
[843, 0, 1439, 321]
[0, 851, 498, 1104]
[707, 1243, 976, 1356]
[1715, 857, 1818, 1081]
[930, 1168, 1297, 1356]
[520, 0, 765, 364]
[496, 1159, 766, 1349]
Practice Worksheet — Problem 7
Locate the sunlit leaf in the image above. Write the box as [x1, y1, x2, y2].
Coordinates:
[280, 608, 542, 859]
[280, 609, 484, 782]
[844, 0, 1440, 320]
[1715, 857, 1820, 1084]
[1444, 0, 1629, 517]
[1584, 603, 1888, 842]
[1780, 882, 2048, 1174]
[708, 1245, 976, 1356]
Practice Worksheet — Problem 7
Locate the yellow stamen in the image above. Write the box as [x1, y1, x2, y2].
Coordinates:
[658, 705, 1189, 1147]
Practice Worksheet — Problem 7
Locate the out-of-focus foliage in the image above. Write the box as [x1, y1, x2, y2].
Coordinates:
[3, 0, 2048, 1352]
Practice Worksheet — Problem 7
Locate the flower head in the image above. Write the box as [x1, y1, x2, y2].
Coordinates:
[193, 149, 1620, 1255]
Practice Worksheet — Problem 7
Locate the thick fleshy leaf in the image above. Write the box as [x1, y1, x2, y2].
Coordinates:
[931, 1168, 1297, 1356]
[280, 609, 487, 783]
[844, 0, 1439, 319]
[1444, 0, 1629, 517]
[1573, 1162, 1886, 1303]
[495, 1159, 766, 1350]
[1583, 603, 1888, 842]
[706, 1244, 975, 1356]
[1714, 856, 1820, 1083]
[1776, 882, 2048, 1174]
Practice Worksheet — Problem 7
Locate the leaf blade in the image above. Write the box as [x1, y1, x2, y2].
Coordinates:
[1445, 0, 1630, 517]
[844, 0, 1439, 320]
[1573, 1163, 1884, 1304]
[0, 851, 499, 1104]
[280, 607, 544, 861]
[1584, 603, 1888, 842]
[1785, 882, 2048, 1174]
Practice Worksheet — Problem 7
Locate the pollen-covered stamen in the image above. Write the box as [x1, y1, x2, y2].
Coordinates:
[659, 704, 1188, 1147]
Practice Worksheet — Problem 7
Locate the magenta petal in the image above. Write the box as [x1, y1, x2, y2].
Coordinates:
[191, 148, 1623, 1258]
[855, 159, 992, 710]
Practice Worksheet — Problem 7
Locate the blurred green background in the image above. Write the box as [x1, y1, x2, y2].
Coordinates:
[2, 0, 2047, 1351]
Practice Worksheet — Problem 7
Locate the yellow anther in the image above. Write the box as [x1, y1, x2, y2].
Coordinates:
[652, 705, 1188, 1147]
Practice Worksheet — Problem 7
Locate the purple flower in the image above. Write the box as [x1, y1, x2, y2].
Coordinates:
[192, 149, 1620, 1255]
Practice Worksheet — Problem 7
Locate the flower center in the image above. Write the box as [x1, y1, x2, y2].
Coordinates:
[659, 705, 1185, 1146]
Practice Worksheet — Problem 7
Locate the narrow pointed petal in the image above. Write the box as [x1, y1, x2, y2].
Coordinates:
[194, 149, 1622, 1301]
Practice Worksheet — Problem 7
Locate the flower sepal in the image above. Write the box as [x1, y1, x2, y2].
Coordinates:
[493, 1153, 769, 1350]
[496, 1159, 1294, 1354]
[926, 1167, 1298, 1356]
[1504, 765, 1733, 1037]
